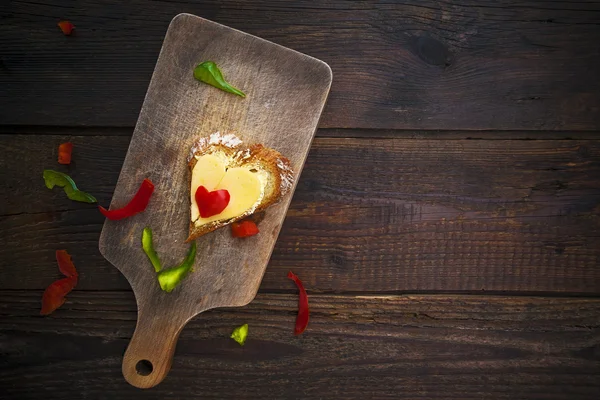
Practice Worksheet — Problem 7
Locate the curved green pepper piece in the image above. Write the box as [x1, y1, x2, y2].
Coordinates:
[43, 169, 97, 203]
[141, 227, 162, 273]
[193, 61, 246, 98]
[157, 241, 197, 293]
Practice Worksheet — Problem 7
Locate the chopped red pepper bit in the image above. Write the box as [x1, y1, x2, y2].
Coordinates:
[57, 21, 74, 36]
[287, 271, 309, 335]
[195, 186, 230, 218]
[41, 250, 79, 316]
[231, 220, 259, 238]
[99, 178, 155, 220]
[56, 249, 77, 278]
[58, 142, 73, 165]
[41, 277, 77, 315]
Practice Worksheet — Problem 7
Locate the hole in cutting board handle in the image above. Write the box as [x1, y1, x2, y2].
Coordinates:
[121, 313, 183, 388]
[136, 359, 154, 376]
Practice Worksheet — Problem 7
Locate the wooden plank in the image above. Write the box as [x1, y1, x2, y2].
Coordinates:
[2, 0, 600, 130]
[2, 134, 600, 294]
[1, 291, 599, 399]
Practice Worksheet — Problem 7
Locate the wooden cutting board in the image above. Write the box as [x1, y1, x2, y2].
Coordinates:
[98, 13, 331, 389]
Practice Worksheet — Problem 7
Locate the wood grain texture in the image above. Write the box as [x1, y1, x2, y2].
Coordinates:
[1, 291, 599, 399]
[2, 0, 600, 130]
[2, 134, 600, 294]
[96, 14, 330, 387]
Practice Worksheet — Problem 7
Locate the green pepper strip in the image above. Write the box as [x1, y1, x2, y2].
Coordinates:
[141, 227, 162, 273]
[157, 241, 197, 293]
[43, 169, 97, 203]
[141, 227, 198, 292]
[193, 61, 246, 98]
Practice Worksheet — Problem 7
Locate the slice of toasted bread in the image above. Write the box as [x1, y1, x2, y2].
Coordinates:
[186, 133, 294, 241]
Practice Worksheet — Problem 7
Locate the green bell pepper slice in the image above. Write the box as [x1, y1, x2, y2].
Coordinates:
[230, 324, 249, 346]
[43, 169, 97, 203]
[141, 227, 162, 273]
[156, 241, 197, 293]
[141, 227, 198, 293]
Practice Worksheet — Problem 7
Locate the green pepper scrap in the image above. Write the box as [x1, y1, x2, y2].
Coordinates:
[230, 324, 249, 346]
[157, 241, 197, 293]
[141, 227, 197, 292]
[43, 169, 97, 203]
[193, 61, 246, 98]
[142, 227, 162, 273]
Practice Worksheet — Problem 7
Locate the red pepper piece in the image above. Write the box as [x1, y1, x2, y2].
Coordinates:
[195, 185, 230, 218]
[58, 142, 73, 165]
[99, 178, 155, 220]
[40, 250, 79, 316]
[40, 277, 77, 315]
[56, 249, 77, 278]
[58, 21, 74, 36]
[287, 271, 309, 335]
[231, 220, 259, 238]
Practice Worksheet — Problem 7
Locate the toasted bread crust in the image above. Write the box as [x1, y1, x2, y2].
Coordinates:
[186, 133, 293, 241]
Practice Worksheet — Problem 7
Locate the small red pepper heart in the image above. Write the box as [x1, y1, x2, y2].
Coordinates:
[195, 186, 230, 218]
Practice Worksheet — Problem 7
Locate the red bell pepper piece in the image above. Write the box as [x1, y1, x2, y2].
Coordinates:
[99, 178, 155, 220]
[40, 277, 77, 315]
[195, 185, 230, 218]
[231, 220, 259, 238]
[58, 21, 74, 36]
[287, 271, 309, 335]
[56, 249, 77, 278]
[41, 250, 79, 315]
[58, 142, 73, 165]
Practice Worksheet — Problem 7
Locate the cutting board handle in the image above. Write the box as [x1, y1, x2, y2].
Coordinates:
[122, 308, 186, 389]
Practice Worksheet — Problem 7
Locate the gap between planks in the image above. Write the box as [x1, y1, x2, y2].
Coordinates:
[2, 126, 600, 140]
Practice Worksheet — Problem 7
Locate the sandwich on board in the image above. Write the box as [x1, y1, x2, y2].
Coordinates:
[187, 132, 294, 241]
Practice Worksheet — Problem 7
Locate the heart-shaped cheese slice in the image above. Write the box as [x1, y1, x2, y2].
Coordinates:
[190, 154, 263, 226]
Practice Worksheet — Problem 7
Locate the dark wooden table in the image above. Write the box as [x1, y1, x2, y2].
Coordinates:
[2, 1, 600, 398]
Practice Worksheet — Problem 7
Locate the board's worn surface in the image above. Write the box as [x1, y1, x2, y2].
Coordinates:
[98, 14, 331, 387]
[2, 0, 600, 130]
[1, 291, 599, 399]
